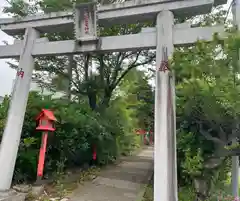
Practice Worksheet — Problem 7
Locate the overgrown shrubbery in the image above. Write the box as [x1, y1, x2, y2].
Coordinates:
[0, 92, 140, 183]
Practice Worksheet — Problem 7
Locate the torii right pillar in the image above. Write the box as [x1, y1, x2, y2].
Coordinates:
[231, 0, 240, 198]
[154, 11, 178, 201]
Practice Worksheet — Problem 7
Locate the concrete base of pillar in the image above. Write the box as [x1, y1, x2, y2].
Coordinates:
[0, 190, 26, 201]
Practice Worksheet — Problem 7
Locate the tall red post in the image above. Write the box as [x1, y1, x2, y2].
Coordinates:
[144, 134, 147, 145]
[150, 132, 153, 145]
[37, 132, 48, 181]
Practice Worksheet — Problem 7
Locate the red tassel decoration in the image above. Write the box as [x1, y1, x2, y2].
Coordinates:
[93, 145, 97, 160]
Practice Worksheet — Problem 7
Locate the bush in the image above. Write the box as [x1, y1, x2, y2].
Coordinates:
[0, 92, 140, 183]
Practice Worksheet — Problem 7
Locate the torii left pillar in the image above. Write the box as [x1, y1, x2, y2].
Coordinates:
[0, 28, 39, 190]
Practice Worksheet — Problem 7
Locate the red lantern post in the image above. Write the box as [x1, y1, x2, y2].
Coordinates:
[144, 133, 147, 145]
[149, 131, 153, 145]
[35, 109, 57, 183]
[92, 144, 97, 161]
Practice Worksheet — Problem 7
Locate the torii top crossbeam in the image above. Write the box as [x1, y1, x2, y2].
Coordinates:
[0, 0, 227, 58]
[0, 0, 227, 35]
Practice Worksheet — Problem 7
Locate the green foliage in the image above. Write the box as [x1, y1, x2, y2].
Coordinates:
[0, 91, 141, 183]
[172, 25, 240, 199]
[182, 147, 203, 177]
[142, 177, 153, 201]
[169, 6, 240, 198]
[118, 69, 154, 130]
[178, 187, 195, 201]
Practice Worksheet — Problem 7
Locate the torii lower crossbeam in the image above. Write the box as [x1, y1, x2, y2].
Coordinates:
[0, 25, 224, 58]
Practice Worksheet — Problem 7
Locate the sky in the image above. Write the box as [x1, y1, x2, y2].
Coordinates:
[0, 0, 233, 96]
[0, 0, 15, 96]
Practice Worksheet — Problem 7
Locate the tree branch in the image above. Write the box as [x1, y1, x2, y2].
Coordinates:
[219, 125, 227, 142]
[110, 52, 124, 86]
[98, 54, 105, 86]
[212, 148, 240, 158]
[227, 120, 240, 143]
[84, 54, 90, 81]
[198, 122, 226, 145]
[113, 53, 155, 89]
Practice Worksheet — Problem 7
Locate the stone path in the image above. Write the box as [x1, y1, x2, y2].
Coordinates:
[69, 146, 154, 201]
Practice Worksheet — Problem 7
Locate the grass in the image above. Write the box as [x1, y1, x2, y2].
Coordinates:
[142, 175, 153, 201]
[141, 170, 240, 201]
[25, 166, 100, 201]
[141, 178, 196, 201]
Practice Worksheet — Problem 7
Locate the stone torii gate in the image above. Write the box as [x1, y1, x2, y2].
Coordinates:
[0, 0, 227, 200]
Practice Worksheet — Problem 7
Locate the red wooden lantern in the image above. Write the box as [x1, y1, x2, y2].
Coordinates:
[35, 109, 57, 183]
[36, 109, 57, 131]
[135, 129, 146, 135]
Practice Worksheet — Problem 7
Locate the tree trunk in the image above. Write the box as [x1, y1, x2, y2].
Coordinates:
[193, 177, 210, 201]
[101, 95, 111, 108]
[88, 91, 97, 110]
[100, 88, 113, 109]
[66, 55, 73, 100]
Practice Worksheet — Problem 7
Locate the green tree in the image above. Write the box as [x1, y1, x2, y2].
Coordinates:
[4, 0, 155, 110]
[174, 31, 240, 200]
[118, 69, 154, 130]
